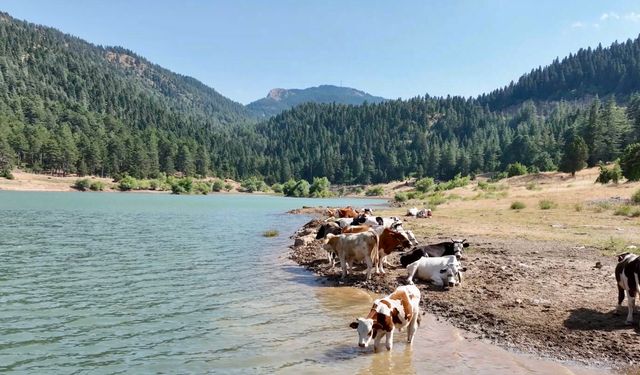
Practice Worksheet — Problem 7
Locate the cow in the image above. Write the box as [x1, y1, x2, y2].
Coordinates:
[377, 228, 412, 273]
[406, 255, 466, 288]
[399, 239, 469, 267]
[615, 252, 640, 325]
[349, 284, 421, 352]
[390, 222, 419, 247]
[316, 222, 342, 240]
[342, 225, 371, 235]
[351, 215, 402, 228]
[337, 206, 359, 218]
[323, 230, 379, 279]
[335, 218, 356, 229]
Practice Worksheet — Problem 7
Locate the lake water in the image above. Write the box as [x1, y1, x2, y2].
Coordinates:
[0, 192, 609, 374]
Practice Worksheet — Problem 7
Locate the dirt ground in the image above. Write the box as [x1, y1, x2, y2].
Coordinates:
[288, 167, 640, 370]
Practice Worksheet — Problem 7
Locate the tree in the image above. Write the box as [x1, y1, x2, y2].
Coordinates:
[176, 145, 195, 176]
[559, 135, 588, 176]
[0, 137, 15, 174]
[620, 143, 640, 181]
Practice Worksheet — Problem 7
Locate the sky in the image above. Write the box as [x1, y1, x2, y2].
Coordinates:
[2, 1, 640, 104]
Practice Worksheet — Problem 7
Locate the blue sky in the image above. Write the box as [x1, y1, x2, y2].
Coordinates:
[2, 1, 640, 104]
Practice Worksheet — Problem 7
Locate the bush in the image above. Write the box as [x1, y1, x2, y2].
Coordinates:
[394, 192, 408, 202]
[510, 201, 526, 210]
[73, 178, 91, 191]
[224, 183, 233, 192]
[194, 182, 211, 195]
[596, 163, 623, 184]
[271, 183, 283, 194]
[283, 179, 310, 197]
[171, 177, 193, 195]
[427, 192, 447, 207]
[574, 203, 583, 212]
[506, 162, 528, 177]
[614, 205, 632, 216]
[490, 171, 508, 182]
[406, 191, 425, 200]
[241, 177, 268, 193]
[525, 182, 541, 191]
[539, 199, 557, 210]
[262, 230, 279, 237]
[309, 177, 332, 197]
[415, 177, 435, 193]
[136, 179, 150, 190]
[632, 188, 640, 204]
[1, 169, 14, 179]
[211, 179, 225, 192]
[365, 186, 384, 196]
[118, 176, 138, 191]
[434, 174, 470, 191]
[620, 143, 640, 181]
[89, 181, 105, 191]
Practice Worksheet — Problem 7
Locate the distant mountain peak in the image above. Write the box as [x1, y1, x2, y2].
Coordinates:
[247, 85, 386, 117]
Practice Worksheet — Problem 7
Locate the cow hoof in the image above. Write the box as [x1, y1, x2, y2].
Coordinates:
[386, 345, 391, 351]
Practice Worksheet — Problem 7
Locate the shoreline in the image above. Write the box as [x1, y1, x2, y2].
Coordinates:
[287, 214, 634, 370]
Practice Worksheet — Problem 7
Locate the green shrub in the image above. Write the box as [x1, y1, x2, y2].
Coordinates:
[490, 171, 508, 182]
[614, 205, 632, 216]
[596, 163, 623, 184]
[283, 179, 310, 197]
[365, 186, 384, 196]
[631, 208, 640, 217]
[89, 181, 105, 191]
[510, 201, 526, 210]
[506, 162, 528, 177]
[394, 192, 408, 202]
[136, 179, 150, 190]
[352, 186, 364, 195]
[194, 182, 211, 195]
[171, 183, 186, 195]
[620, 143, 640, 181]
[271, 183, 283, 194]
[574, 203, 583, 212]
[73, 178, 91, 191]
[262, 230, 279, 237]
[1, 169, 14, 179]
[309, 177, 332, 197]
[224, 183, 233, 192]
[632, 188, 640, 204]
[171, 177, 193, 194]
[407, 191, 425, 200]
[434, 174, 470, 191]
[539, 199, 557, 210]
[428, 192, 447, 207]
[211, 179, 225, 192]
[241, 177, 268, 193]
[415, 177, 435, 193]
[118, 176, 138, 191]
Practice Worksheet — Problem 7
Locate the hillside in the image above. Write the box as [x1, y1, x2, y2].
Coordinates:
[480, 36, 640, 110]
[246, 85, 386, 118]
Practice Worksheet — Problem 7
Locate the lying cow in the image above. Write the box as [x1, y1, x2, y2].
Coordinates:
[399, 239, 469, 267]
[406, 255, 466, 288]
[351, 215, 401, 228]
[616, 252, 640, 325]
[350, 284, 421, 351]
[323, 230, 379, 279]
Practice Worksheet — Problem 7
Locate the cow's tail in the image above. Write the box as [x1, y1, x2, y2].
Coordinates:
[619, 285, 626, 306]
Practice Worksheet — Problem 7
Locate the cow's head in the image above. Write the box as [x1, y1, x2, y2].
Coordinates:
[617, 252, 633, 263]
[439, 261, 465, 288]
[349, 317, 381, 348]
[351, 214, 367, 225]
[451, 239, 469, 260]
[384, 228, 411, 251]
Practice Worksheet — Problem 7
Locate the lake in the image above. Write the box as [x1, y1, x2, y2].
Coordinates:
[0, 192, 608, 374]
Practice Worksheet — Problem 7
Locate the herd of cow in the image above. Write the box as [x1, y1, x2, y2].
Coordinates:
[316, 206, 640, 352]
[316, 206, 470, 351]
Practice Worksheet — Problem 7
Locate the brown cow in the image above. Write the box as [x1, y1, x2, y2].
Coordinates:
[337, 206, 359, 218]
[342, 225, 371, 234]
[378, 228, 412, 273]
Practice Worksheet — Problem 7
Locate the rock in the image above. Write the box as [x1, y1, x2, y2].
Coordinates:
[515, 298, 523, 305]
[595, 261, 602, 269]
[293, 238, 305, 247]
[627, 245, 638, 250]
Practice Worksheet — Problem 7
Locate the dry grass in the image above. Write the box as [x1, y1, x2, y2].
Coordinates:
[383, 167, 640, 252]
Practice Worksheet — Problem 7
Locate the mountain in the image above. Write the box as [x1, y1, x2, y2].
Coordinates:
[480, 37, 640, 110]
[246, 85, 386, 117]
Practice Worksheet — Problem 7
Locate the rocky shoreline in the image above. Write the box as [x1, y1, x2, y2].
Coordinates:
[288, 217, 639, 370]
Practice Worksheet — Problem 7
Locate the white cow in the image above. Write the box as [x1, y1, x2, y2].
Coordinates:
[406, 255, 466, 287]
[350, 284, 421, 352]
[323, 230, 379, 279]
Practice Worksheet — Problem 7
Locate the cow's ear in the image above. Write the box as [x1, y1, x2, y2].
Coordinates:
[349, 322, 359, 329]
[440, 268, 447, 273]
[463, 243, 470, 248]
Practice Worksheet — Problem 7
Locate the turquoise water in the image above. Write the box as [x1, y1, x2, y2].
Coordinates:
[0, 192, 386, 373]
[0, 192, 609, 374]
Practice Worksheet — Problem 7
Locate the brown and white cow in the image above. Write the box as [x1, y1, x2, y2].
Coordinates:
[336, 206, 359, 218]
[349, 284, 421, 351]
[616, 252, 640, 325]
[323, 230, 379, 279]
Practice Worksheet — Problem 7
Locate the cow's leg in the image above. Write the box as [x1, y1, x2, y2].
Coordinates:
[378, 255, 386, 274]
[406, 263, 418, 285]
[373, 332, 384, 353]
[618, 284, 625, 307]
[365, 256, 373, 280]
[385, 329, 394, 351]
[407, 312, 418, 343]
[340, 253, 347, 279]
[627, 290, 636, 324]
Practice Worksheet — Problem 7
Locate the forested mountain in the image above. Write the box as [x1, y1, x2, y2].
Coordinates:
[480, 36, 640, 110]
[246, 85, 386, 118]
[1, 11, 640, 185]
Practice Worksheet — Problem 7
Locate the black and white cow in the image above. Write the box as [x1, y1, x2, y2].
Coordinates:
[316, 222, 342, 240]
[400, 239, 469, 268]
[616, 252, 640, 325]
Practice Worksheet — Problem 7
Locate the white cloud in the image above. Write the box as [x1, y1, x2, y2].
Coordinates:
[571, 21, 585, 28]
[600, 12, 620, 21]
[624, 12, 640, 22]
[593, 23, 600, 28]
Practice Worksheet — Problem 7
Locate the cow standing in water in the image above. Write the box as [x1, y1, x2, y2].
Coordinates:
[349, 284, 421, 352]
